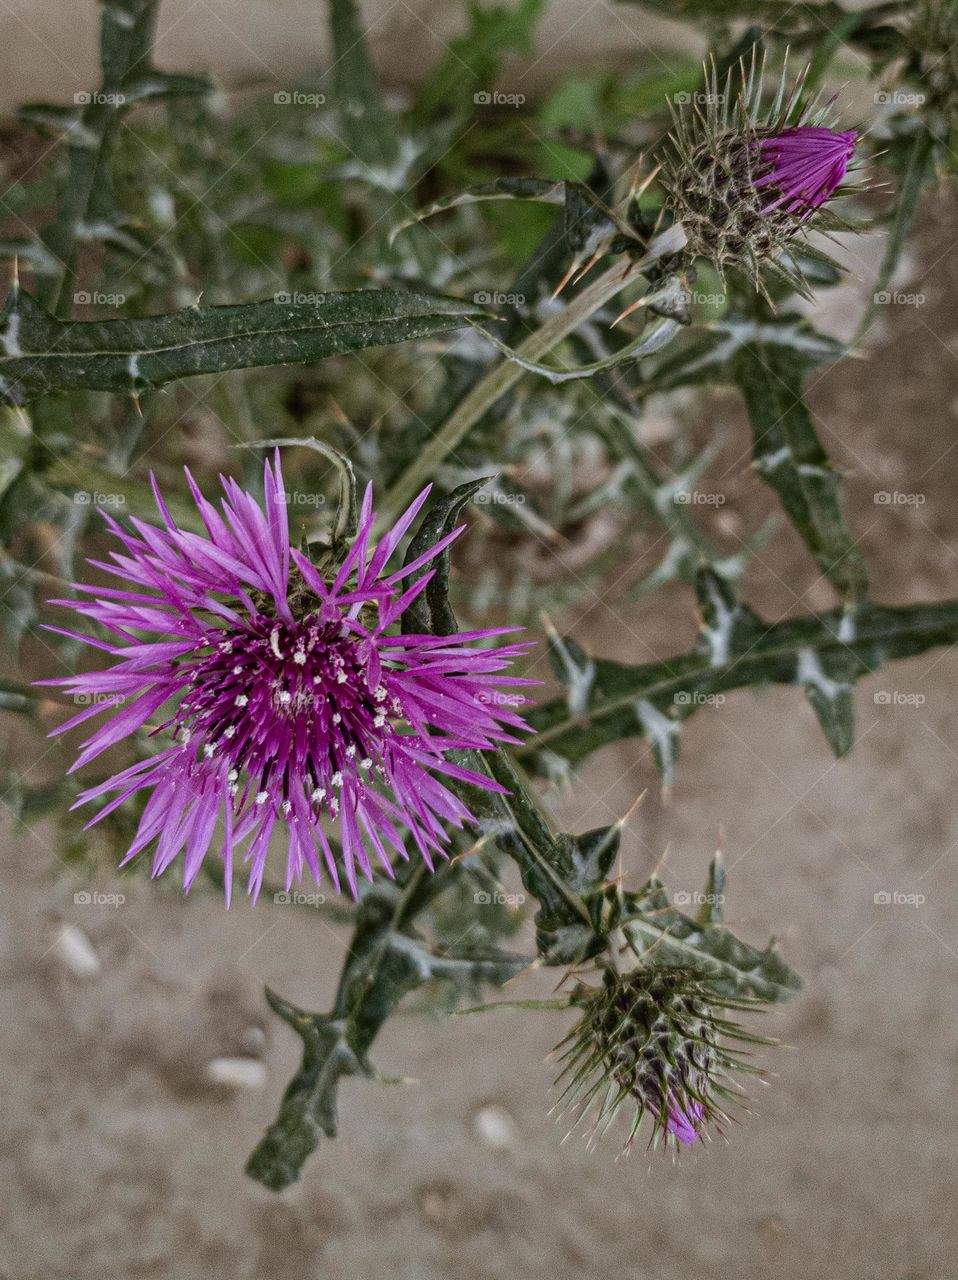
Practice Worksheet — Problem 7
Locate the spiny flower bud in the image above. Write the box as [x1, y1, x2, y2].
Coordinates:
[659, 58, 859, 296]
[553, 966, 769, 1152]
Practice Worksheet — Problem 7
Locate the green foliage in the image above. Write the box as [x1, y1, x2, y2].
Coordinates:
[0, 285, 486, 404]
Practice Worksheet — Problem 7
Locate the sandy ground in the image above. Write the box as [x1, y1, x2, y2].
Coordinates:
[2, 187, 957, 1280]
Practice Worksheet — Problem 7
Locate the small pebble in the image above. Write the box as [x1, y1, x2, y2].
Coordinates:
[52, 923, 101, 977]
[206, 1057, 267, 1090]
[472, 1103, 518, 1150]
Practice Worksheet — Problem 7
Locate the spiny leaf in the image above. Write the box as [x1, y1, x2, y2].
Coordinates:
[401, 476, 492, 636]
[612, 878, 801, 1002]
[0, 286, 487, 405]
[734, 339, 868, 599]
[520, 594, 958, 775]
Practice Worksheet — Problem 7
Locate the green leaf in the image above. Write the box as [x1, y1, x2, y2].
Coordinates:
[328, 0, 400, 174]
[520, 592, 958, 774]
[734, 339, 868, 599]
[0, 286, 486, 405]
[614, 878, 801, 1002]
[401, 477, 493, 636]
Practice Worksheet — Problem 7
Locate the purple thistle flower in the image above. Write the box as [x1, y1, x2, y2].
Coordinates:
[753, 126, 857, 215]
[666, 1095, 705, 1147]
[40, 454, 534, 903]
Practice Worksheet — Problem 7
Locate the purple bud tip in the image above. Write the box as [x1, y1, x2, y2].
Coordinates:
[753, 126, 857, 214]
[666, 1096, 705, 1146]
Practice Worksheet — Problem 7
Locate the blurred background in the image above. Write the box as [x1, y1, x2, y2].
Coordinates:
[1, 2, 955, 1278]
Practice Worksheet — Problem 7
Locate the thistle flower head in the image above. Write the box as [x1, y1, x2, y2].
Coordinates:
[42, 454, 534, 902]
[659, 56, 860, 296]
[554, 966, 768, 1152]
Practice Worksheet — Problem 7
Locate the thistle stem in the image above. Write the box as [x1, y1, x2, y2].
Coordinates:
[378, 227, 686, 525]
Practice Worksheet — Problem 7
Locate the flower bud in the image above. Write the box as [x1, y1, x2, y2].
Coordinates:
[554, 966, 768, 1152]
[659, 59, 859, 296]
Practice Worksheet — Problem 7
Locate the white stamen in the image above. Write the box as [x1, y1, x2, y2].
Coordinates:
[360, 758, 373, 770]
[203, 743, 216, 758]
[233, 665, 242, 675]
[332, 713, 342, 724]
[331, 771, 343, 787]
[224, 726, 236, 739]
[227, 769, 238, 783]
[277, 690, 292, 705]
[270, 627, 284, 659]
[256, 791, 269, 805]
[345, 745, 357, 758]
[311, 787, 326, 803]
[235, 694, 248, 707]
[374, 685, 387, 702]
[293, 650, 306, 665]
[282, 800, 292, 815]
